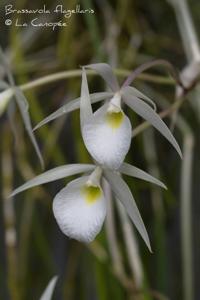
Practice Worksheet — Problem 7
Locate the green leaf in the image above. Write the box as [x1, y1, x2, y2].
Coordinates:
[122, 88, 182, 158]
[34, 91, 112, 131]
[103, 170, 152, 252]
[39, 276, 58, 300]
[10, 164, 95, 197]
[85, 63, 120, 92]
[119, 162, 167, 189]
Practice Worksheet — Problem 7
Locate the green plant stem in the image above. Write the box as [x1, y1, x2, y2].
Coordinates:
[140, 85, 195, 300]
[143, 128, 167, 293]
[180, 132, 194, 300]
[167, 0, 200, 62]
[15, 69, 174, 95]
[2, 125, 18, 300]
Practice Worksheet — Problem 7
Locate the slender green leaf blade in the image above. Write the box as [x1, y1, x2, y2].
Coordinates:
[10, 164, 95, 197]
[119, 162, 167, 189]
[104, 170, 152, 252]
[33, 92, 112, 131]
[39, 276, 58, 300]
[85, 63, 120, 92]
[122, 89, 182, 158]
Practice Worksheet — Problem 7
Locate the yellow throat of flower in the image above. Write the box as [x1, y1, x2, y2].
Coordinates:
[82, 185, 102, 204]
[106, 111, 124, 129]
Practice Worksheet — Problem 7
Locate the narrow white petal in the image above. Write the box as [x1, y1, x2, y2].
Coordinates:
[40, 276, 58, 300]
[33, 92, 113, 131]
[80, 67, 93, 127]
[103, 170, 151, 251]
[10, 164, 95, 197]
[85, 63, 120, 92]
[122, 88, 182, 158]
[82, 103, 132, 169]
[119, 162, 167, 189]
[122, 86, 157, 111]
[53, 177, 107, 243]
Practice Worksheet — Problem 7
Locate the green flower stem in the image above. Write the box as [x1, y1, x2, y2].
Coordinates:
[16, 69, 174, 95]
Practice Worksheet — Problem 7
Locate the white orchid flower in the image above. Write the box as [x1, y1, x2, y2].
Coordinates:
[53, 168, 106, 242]
[80, 64, 182, 168]
[10, 161, 167, 251]
[34, 63, 182, 169]
[80, 70, 132, 169]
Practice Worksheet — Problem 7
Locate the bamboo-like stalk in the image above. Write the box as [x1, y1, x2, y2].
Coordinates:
[165, 2, 198, 299]
[116, 201, 144, 289]
[142, 128, 167, 293]
[0, 126, 10, 300]
[141, 84, 195, 300]
[14, 69, 173, 94]
[180, 132, 194, 300]
[167, 0, 200, 63]
[2, 125, 18, 300]
[103, 179, 128, 283]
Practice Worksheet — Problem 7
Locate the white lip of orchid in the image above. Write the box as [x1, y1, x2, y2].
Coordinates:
[107, 92, 122, 113]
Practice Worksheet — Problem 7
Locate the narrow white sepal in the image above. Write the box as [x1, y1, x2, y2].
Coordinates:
[10, 164, 95, 197]
[122, 88, 182, 158]
[119, 162, 167, 189]
[122, 86, 157, 111]
[33, 92, 113, 131]
[39, 276, 58, 300]
[103, 170, 152, 252]
[82, 103, 132, 169]
[80, 67, 93, 128]
[53, 176, 107, 243]
[85, 63, 120, 92]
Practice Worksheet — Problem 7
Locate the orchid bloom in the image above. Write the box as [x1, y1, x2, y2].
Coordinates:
[34, 63, 182, 170]
[10, 161, 167, 251]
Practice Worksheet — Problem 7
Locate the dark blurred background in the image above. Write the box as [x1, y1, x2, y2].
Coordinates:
[0, 0, 200, 299]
